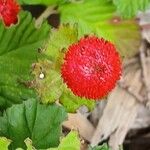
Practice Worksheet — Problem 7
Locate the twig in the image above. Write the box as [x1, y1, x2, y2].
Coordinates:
[139, 40, 150, 106]
[123, 57, 139, 68]
[63, 113, 95, 142]
[35, 5, 57, 27]
[140, 40, 148, 86]
[118, 81, 145, 104]
[146, 48, 150, 56]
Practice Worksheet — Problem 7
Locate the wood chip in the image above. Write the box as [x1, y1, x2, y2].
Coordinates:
[91, 68, 143, 149]
[63, 113, 95, 141]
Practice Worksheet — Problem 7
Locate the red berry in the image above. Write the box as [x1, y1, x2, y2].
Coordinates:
[61, 36, 122, 100]
[0, 0, 20, 26]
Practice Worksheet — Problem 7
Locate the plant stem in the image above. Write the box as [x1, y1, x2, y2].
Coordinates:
[35, 5, 57, 27]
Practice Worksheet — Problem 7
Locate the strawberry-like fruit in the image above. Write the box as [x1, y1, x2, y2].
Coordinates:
[0, 0, 20, 26]
[61, 36, 122, 100]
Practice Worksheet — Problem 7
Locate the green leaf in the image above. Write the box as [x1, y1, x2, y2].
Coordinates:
[60, 87, 95, 113]
[18, 0, 68, 5]
[113, 0, 150, 18]
[59, 0, 141, 58]
[89, 144, 110, 150]
[0, 11, 50, 109]
[0, 137, 11, 150]
[48, 131, 80, 150]
[0, 99, 67, 149]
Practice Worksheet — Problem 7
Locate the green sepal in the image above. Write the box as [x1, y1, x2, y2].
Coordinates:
[44, 24, 78, 64]
[32, 60, 63, 103]
[60, 86, 95, 113]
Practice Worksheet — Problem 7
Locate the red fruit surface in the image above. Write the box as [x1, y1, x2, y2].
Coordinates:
[61, 36, 122, 99]
[0, 0, 20, 26]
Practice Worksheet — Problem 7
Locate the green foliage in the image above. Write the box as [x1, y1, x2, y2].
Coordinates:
[0, 99, 67, 149]
[113, 0, 150, 18]
[0, 136, 113, 150]
[0, 136, 111, 150]
[0, 137, 11, 150]
[0, 138, 37, 150]
[0, 131, 80, 150]
[0, 11, 50, 110]
[59, 0, 141, 58]
[49, 131, 80, 150]
[89, 144, 110, 150]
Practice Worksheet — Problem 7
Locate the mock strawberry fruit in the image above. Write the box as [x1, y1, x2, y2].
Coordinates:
[0, 0, 20, 26]
[61, 36, 122, 100]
